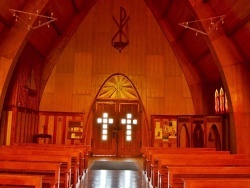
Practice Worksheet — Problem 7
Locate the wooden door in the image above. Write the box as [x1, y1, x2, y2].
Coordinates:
[117, 103, 141, 157]
[92, 102, 117, 155]
[92, 101, 141, 157]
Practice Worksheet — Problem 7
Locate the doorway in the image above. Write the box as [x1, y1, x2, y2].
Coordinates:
[92, 100, 141, 157]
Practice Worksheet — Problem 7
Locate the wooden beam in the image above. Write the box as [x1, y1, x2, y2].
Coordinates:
[71, 0, 79, 13]
[226, 14, 250, 36]
[0, 14, 11, 28]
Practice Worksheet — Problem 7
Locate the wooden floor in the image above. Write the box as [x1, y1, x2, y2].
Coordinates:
[79, 156, 150, 188]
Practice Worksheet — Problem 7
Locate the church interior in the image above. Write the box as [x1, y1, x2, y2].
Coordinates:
[0, 0, 250, 187]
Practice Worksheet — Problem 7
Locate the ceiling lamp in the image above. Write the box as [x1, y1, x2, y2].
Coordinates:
[178, 15, 225, 36]
[9, 9, 57, 30]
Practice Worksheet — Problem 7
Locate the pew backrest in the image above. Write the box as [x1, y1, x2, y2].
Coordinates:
[0, 174, 44, 188]
[168, 166, 250, 188]
[0, 161, 61, 188]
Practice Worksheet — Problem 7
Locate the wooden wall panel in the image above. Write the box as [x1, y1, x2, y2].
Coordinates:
[25, 113, 30, 142]
[146, 55, 165, 98]
[5, 111, 12, 145]
[2, 45, 42, 111]
[74, 52, 92, 95]
[146, 9, 166, 55]
[39, 93, 54, 111]
[0, 57, 10, 98]
[43, 69, 56, 93]
[72, 95, 91, 114]
[37, 112, 84, 145]
[91, 74, 111, 94]
[65, 116, 73, 145]
[0, 111, 7, 145]
[38, 115, 46, 134]
[56, 46, 75, 74]
[165, 51, 182, 77]
[19, 112, 25, 143]
[182, 76, 192, 97]
[110, 53, 129, 73]
[164, 77, 184, 114]
[47, 116, 54, 137]
[39, 0, 194, 147]
[146, 98, 165, 116]
[182, 98, 195, 113]
[53, 73, 73, 111]
[128, 1, 147, 76]
[1, 109, 39, 145]
[94, 1, 113, 33]
[15, 111, 21, 143]
[92, 33, 113, 74]
[73, 10, 95, 52]
[129, 75, 146, 100]
[128, 35, 147, 76]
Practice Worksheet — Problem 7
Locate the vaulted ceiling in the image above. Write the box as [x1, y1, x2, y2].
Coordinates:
[0, 0, 249, 113]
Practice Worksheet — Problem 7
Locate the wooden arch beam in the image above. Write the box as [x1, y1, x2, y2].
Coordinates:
[0, 0, 49, 114]
[145, 0, 210, 114]
[191, 0, 250, 156]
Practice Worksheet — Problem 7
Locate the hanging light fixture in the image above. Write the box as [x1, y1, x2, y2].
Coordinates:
[9, 3, 57, 31]
[178, 15, 225, 36]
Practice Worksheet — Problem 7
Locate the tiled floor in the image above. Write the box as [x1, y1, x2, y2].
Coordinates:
[80, 157, 150, 188]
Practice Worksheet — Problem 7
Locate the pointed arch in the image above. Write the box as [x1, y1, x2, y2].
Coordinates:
[215, 89, 219, 113]
[84, 73, 150, 148]
[220, 87, 225, 112]
[208, 124, 221, 150]
[179, 124, 190, 148]
[97, 74, 138, 99]
[225, 92, 229, 112]
[193, 124, 204, 148]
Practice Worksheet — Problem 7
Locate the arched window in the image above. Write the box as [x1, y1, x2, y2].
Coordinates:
[215, 89, 219, 113]
[214, 87, 228, 114]
[225, 92, 229, 112]
[219, 88, 225, 112]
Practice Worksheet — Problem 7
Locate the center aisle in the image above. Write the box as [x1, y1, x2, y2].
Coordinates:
[80, 156, 150, 188]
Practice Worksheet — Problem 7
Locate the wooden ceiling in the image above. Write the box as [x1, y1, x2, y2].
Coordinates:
[145, 0, 250, 83]
[0, 0, 95, 56]
[0, 0, 249, 97]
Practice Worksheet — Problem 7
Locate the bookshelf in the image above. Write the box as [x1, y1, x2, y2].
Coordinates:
[68, 120, 83, 139]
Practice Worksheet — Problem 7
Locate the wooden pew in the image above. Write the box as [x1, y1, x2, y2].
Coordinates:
[147, 150, 231, 183]
[7, 144, 89, 176]
[142, 147, 216, 158]
[157, 156, 250, 188]
[182, 177, 250, 188]
[141, 147, 216, 156]
[0, 174, 44, 188]
[167, 166, 250, 188]
[0, 148, 80, 188]
[0, 154, 71, 188]
[0, 161, 61, 188]
[15, 143, 90, 174]
[142, 147, 216, 175]
[147, 151, 234, 187]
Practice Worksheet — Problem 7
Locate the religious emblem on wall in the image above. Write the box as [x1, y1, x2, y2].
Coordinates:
[153, 117, 177, 141]
[155, 122, 162, 139]
[112, 7, 129, 52]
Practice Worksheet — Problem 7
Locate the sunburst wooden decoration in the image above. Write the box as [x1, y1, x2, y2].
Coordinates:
[97, 75, 138, 99]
